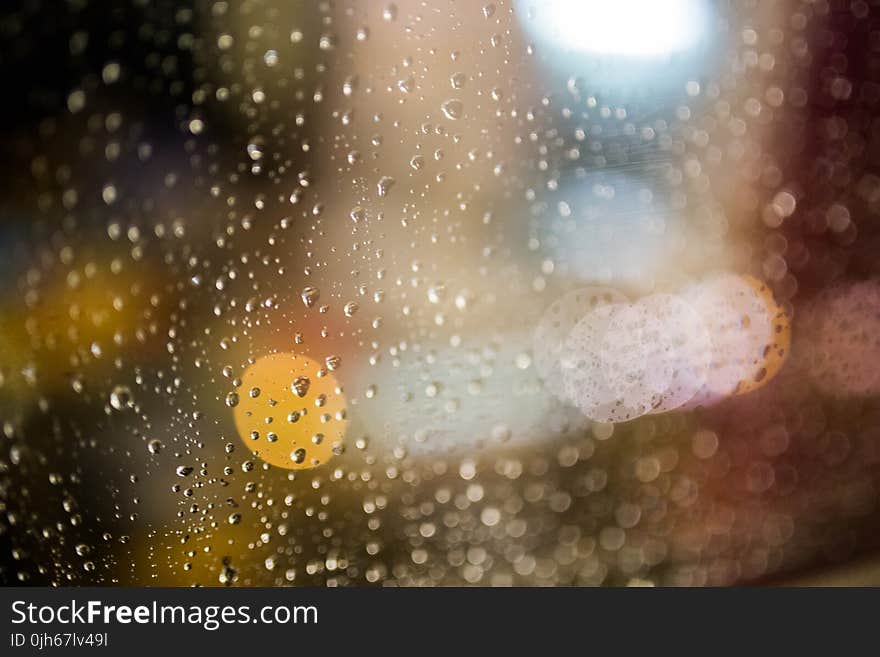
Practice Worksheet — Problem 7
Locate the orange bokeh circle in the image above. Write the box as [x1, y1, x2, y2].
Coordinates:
[232, 352, 346, 469]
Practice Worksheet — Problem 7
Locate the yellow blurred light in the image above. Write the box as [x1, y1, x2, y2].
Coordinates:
[736, 275, 790, 395]
[233, 352, 346, 470]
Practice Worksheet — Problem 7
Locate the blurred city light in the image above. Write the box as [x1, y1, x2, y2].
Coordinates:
[517, 0, 711, 58]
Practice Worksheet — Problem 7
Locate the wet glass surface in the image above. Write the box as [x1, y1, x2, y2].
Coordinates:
[2, 0, 880, 586]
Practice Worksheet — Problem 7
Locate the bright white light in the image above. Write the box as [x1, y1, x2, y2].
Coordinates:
[519, 0, 710, 58]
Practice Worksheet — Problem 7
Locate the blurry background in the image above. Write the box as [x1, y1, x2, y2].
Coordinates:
[2, 0, 880, 586]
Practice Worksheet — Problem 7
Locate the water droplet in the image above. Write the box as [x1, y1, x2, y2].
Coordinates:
[292, 376, 311, 398]
[428, 284, 446, 304]
[301, 286, 320, 307]
[109, 386, 132, 411]
[247, 138, 264, 161]
[343, 75, 358, 96]
[377, 176, 395, 197]
[219, 559, 237, 586]
[441, 99, 464, 120]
